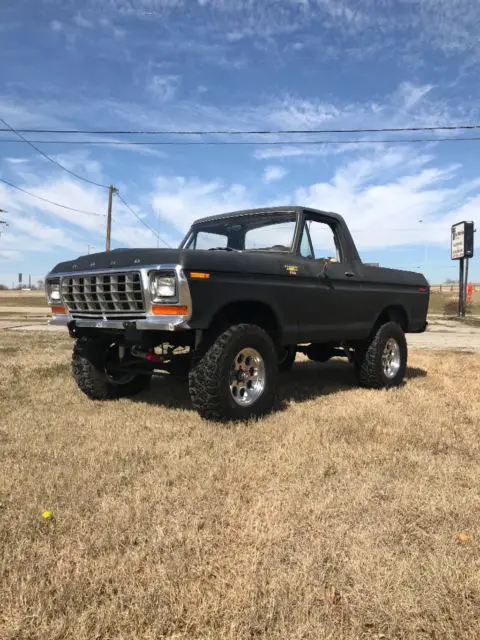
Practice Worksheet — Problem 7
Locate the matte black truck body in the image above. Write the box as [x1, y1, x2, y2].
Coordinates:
[48, 207, 428, 342]
[46, 206, 429, 420]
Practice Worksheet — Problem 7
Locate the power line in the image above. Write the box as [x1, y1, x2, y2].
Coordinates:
[0, 117, 109, 189]
[2, 124, 480, 135]
[115, 192, 171, 248]
[0, 176, 106, 217]
[1, 136, 480, 146]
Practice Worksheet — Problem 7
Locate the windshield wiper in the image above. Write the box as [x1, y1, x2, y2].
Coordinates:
[207, 247, 241, 252]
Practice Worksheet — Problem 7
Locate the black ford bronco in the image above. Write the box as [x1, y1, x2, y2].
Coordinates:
[45, 206, 429, 421]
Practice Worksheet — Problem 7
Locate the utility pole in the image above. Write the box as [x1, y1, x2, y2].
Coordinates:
[106, 185, 117, 252]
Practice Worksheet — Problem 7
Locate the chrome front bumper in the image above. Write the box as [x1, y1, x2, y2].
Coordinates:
[49, 314, 190, 332]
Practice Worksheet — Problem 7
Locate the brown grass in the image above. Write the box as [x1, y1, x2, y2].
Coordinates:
[1, 332, 480, 639]
[429, 290, 480, 316]
[0, 291, 47, 307]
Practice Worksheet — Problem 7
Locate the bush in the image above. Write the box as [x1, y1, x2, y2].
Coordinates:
[443, 297, 472, 316]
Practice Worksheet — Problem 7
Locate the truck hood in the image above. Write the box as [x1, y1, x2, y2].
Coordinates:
[47, 247, 293, 277]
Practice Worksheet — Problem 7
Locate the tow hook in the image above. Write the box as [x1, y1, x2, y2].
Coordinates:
[131, 346, 164, 364]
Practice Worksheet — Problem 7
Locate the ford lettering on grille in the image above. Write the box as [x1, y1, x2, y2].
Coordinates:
[61, 272, 145, 316]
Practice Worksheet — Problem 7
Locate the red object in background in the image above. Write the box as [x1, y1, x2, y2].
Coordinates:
[467, 283, 474, 304]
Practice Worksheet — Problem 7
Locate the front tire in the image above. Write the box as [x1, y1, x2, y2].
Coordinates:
[189, 324, 278, 422]
[72, 338, 151, 400]
[355, 322, 407, 389]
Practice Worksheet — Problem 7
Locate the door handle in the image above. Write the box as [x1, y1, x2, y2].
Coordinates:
[344, 271, 355, 278]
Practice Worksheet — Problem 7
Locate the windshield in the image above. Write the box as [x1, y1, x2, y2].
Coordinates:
[182, 213, 297, 252]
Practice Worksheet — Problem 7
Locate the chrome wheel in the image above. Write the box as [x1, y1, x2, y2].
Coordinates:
[229, 347, 266, 407]
[382, 338, 401, 379]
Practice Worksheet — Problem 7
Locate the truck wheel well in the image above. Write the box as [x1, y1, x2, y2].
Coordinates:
[209, 301, 280, 344]
[375, 305, 409, 332]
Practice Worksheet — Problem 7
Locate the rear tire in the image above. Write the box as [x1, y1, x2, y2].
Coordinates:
[189, 324, 278, 422]
[355, 322, 407, 389]
[72, 338, 151, 400]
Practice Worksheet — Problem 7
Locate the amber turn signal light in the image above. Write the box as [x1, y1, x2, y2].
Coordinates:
[51, 305, 67, 315]
[151, 305, 189, 316]
[189, 271, 210, 279]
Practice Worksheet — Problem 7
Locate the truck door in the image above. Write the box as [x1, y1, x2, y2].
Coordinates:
[296, 215, 363, 343]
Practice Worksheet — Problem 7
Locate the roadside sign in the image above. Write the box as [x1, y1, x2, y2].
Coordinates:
[451, 221, 474, 260]
[451, 221, 475, 317]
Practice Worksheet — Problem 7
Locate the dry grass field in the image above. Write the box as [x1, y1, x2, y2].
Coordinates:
[1, 332, 480, 639]
[428, 289, 480, 317]
[0, 291, 48, 307]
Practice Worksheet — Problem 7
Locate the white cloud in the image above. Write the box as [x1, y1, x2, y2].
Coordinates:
[268, 96, 340, 129]
[0, 150, 186, 265]
[73, 13, 93, 28]
[2, 79, 472, 161]
[263, 165, 288, 183]
[147, 149, 480, 255]
[5, 157, 29, 165]
[98, 16, 126, 37]
[255, 146, 326, 160]
[147, 75, 181, 103]
[151, 176, 258, 232]
[42, 0, 480, 63]
[254, 145, 366, 160]
[50, 20, 63, 32]
[398, 82, 435, 110]
[295, 150, 480, 251]
[0, 251, 22, 261]
[1, 119, 479, 275]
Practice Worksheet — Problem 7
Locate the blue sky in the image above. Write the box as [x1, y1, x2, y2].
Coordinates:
[1, 0, 480, 285]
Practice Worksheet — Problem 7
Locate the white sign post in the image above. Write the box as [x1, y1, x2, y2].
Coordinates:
[451, 221, 475, 317]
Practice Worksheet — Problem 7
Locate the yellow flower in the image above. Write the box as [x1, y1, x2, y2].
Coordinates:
[42, 510, 53, 520]
[455, 532, 473, 544]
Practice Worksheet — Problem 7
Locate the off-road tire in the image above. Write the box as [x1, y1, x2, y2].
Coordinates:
[189, 324, 278, 422]
[355, 322, 407, 389]
[72, 338, 151, 400]
[278, 346, 296, 372]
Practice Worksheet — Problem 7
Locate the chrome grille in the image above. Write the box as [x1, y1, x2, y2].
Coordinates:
[61, 272, 145, 316]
